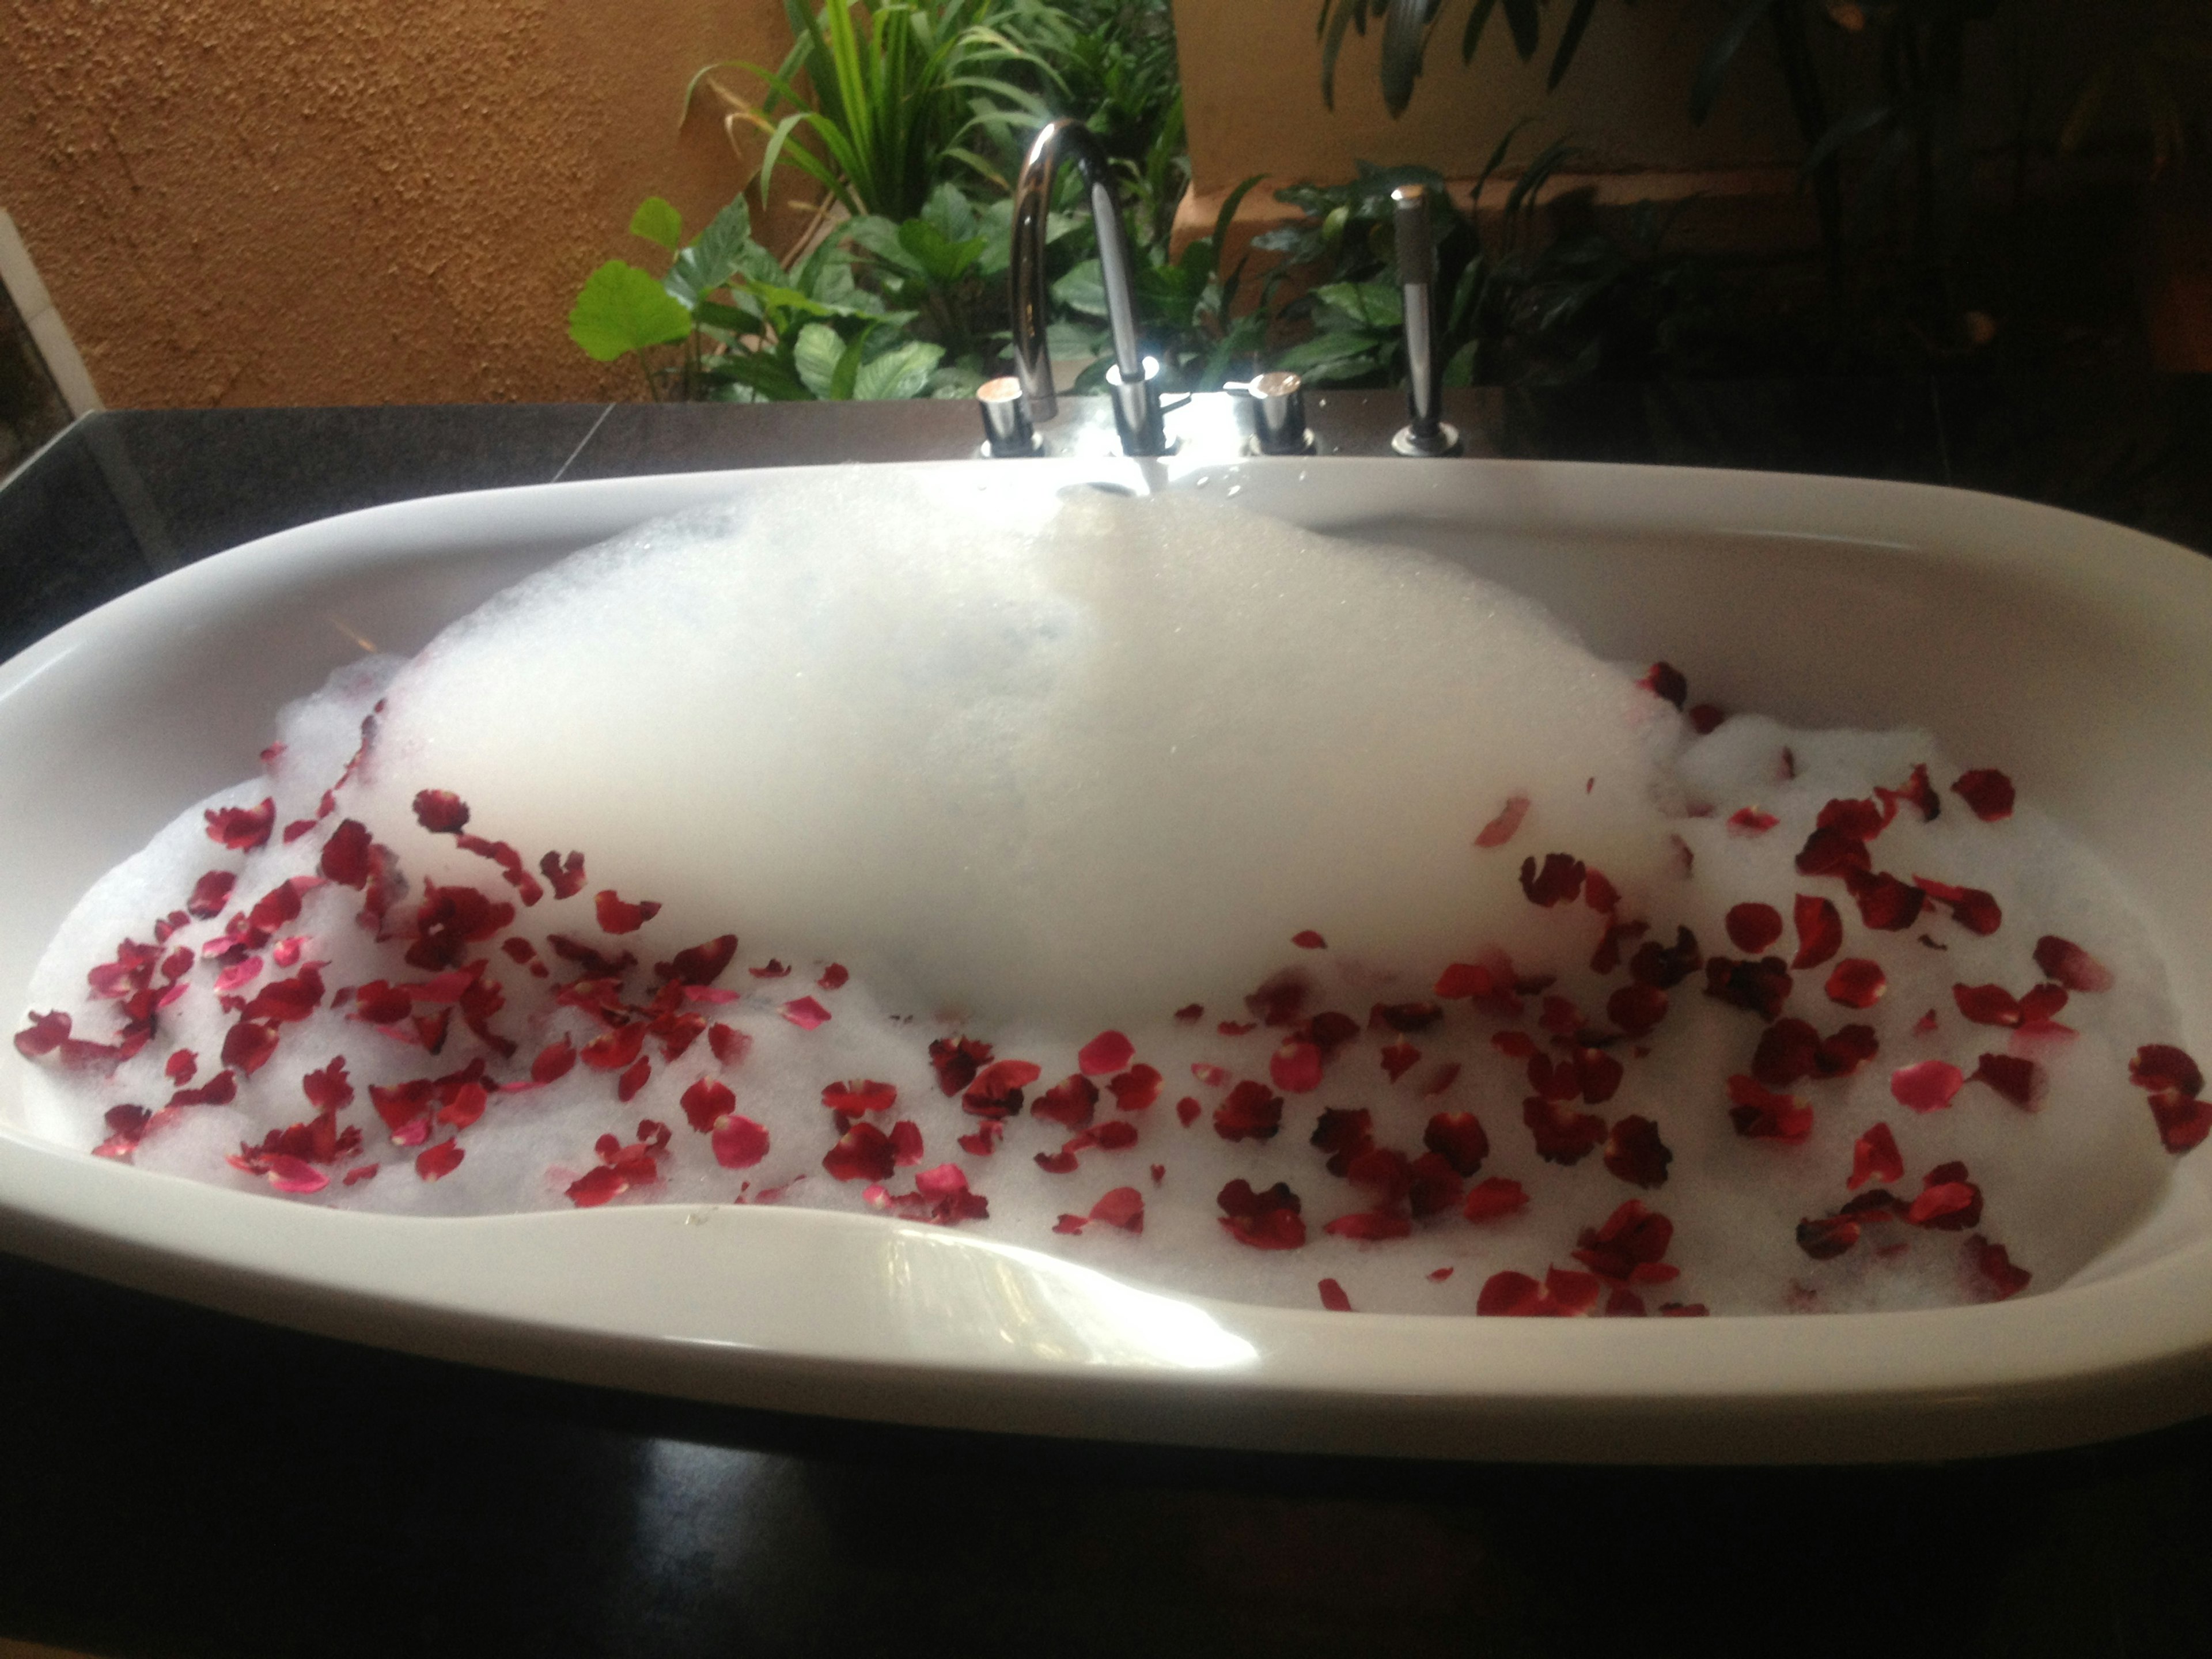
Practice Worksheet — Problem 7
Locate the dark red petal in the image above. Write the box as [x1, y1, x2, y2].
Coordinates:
[1175, 1097, 1200, 1126]
[1089, 1186, 1145, 1232]
[1518, 852, 1586, 908]
[1523, 1096, 1606, 1165]
[318, 819, 374, 888]
[824, 1122, 899, 1183]
[1727, 807, 1779, 836]
[2035, 935, 2112, 993]
[1607, 982, 1668, 1037]
[1638, 662, 1688, 709]
[1379, 1041, 1421, 1082]
[1796, 1214, 1862, 1260]
[1825, 959, 1887, 1010]
[1689, 703, 1726, 734]
[1705, 954, 1794, 1021]
[204, 798, 275, 851]
[1725, 903, 1783, 954]
[1213, 1080, 1285, 1142]
[1215, 1179, 1306, 1249]
[1476, 1270, 1551, 1316]
[929, 1035, 993, 1095]
[1971, 1052, 2043, 1109]
[1796, 825, 1873, 879]
[963, 1058, 1041, 1119]
[1291, 929, 1328, 950]
[1970, 1234, 2032, 1300]
[1952, 769, 2015, 821]
[593, 889, 662, 934]
[1817, 797, 1886, 840]
[1753, 1018, 1820, 1088]
[1952, 982, 2021, 1027]
[1725, 1074, 1812, 1142]
[1474, 794, 1531, 849]
[1423, 1111, 1489, 1177]
[220, 1020, 279, 1077]
[411, 790, 471, 834]
[1032, 1074, 1100, 1129]
[1850, 1122, 1904, 1189]
[1317, 1278, 1353, 1312]
[1603, 1115, 1672, 1188]
[2150, 1090, 2212, 1154]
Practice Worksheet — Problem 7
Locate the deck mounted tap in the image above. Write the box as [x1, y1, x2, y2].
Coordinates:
[1008, 118, 1169, 457]
[1389, 184, 1462, 458]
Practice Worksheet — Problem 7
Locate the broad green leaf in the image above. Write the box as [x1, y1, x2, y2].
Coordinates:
[1313, 280, 1404, 328]
[854, 338, 943, 400]
[736, 241, 787, 288]
[921, 180, 979, 244]
[897, 215, 984, 286]
[1047, 319, 1108, 359]
[1052, 258, 1110, 319]
[693, 298, 759, 335]
[628, 196, 684, 252]
[568, 260, 694, 361]
[927, 361, 987, 399]
[793, 321, 847, 399]
[666, 196, 755, 308]
[842, 214, 917, 269]
[829, 326, 872, 400]
[1272, 331, 1385, 373]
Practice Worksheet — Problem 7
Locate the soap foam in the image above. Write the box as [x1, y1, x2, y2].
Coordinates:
[14, 475, 2191, 1316]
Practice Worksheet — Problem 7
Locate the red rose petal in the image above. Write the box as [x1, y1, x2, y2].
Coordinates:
[711, 1114, 770, 1169]
[1891, 1059, 1965, 1113]
[962, 1059, 1040, 1119]
[1268, 1037, 1323, 1094]
[1317, 1278, 1354, 1312]
[1952, 768, 2015, 821]
[1850, 1122, 1904, 1189]
[1475, 794, 1531, 849]
[2020, 935, 2105, 997]
[1971, 1052, 2043, 1109]
[1726, 1075, 1812, 1142]
[415, 1139, 464, 1181]
[1175, 1097, 1200, 1127]
[1970, 1234, 2031, 1300]
[1638, 662, 1688, 709]
[1032, 1074, 1100, 1129]
[707, 1022, 752, 1069]
[821, 1078, 897, 1116]
[1603, 1115, 1672, 1188]
[681, 1077, 737, 1134]
[1292, 930, 1328, 950]
[204, 798, 275, 851]
[779, 996, 831, 1030]
[1213, 1079, 1285, 1142]
[1380, 1041, 1421, 1082]
[1077, 1030, 1135, 1076]
[593, 889, 661, 934]
[1728, 807, 1779, 836]
[1423, 1111, 1490, 1177]
[1826, 959, 1887, 1010]
[1726, 903, 1783, 954]
[1107, 1065, 1162, 1112]
[1462, 1177, 1528, 1222]
[1217, 1179, 1305, 1249]
[1518, 852, 1586, 908]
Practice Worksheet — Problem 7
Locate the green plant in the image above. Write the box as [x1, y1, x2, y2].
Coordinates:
[689, 0, 1060, 226]
[568, 194, 961, 402]
[1257, 139, 1728, 387]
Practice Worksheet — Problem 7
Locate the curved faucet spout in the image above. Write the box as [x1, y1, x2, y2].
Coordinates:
[1009, 118, 1165, 453]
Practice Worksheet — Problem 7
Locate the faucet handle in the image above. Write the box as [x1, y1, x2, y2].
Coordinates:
[1227, 371, 1316, 456]
[975, 376, 1043, 457]
[1389, 184, 1462, 459]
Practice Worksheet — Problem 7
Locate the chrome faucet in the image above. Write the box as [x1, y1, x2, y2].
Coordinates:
[1006, 118, 1169, 457]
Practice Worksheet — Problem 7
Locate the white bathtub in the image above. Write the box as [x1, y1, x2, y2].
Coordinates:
[5, 456, 2209, 1463]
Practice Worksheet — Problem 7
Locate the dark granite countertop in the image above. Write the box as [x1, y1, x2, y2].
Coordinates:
[3, 387, 2210, 1658]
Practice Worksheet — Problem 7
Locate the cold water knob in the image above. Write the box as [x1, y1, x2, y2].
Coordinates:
[1229, 370, 1316, 456]
[975, 376, 1043, 457]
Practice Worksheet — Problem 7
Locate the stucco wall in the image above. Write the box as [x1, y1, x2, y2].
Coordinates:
[0, 0, 800, 407]
[1171, 0, 1805, 199]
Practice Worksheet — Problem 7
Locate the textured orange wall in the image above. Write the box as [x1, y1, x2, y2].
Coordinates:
[0, 0, 802, 406]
